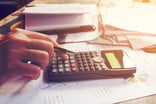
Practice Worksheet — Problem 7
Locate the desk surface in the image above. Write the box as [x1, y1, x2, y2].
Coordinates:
[117, 94, 156, 104]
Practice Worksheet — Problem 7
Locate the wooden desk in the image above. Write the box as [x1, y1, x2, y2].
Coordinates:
[117, 94, 156, 104]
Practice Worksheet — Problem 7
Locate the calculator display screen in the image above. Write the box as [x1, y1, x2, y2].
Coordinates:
[104, 52, 122, 69]
[101, 50, 135, 69]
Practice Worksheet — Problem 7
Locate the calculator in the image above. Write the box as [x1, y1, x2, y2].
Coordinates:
[46, 50, 136, 82]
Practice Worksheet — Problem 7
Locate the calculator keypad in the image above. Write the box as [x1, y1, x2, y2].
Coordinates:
[49, 51, 108, 74]
[47, 50, 136, 82]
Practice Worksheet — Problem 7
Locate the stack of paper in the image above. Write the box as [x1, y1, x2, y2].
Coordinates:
[23, 4, 96, 33]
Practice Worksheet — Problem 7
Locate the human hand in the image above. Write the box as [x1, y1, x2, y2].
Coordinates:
[0, 28, 68, 84]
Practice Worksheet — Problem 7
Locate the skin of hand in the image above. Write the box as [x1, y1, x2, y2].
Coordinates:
[0, 28, 68, 84]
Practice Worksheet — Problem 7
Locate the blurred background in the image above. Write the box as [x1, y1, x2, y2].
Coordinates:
[1, 0, 156, 20]
[0, 0, 32, 20]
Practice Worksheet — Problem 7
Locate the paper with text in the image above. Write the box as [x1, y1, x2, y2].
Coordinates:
[1, 43, 156, 104]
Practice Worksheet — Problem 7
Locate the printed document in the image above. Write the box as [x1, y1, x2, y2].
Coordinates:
[1, 43, 156, 104]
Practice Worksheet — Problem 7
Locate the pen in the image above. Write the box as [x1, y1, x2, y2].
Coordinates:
[37, 25, 96, 34]
[141, 45, 156, 53]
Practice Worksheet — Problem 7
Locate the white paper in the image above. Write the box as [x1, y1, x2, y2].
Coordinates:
[24, 4, 97, 31]
[103, 7, 156, 34]
[127, 35, 156, 50]
[25, 13, 94, 31]
[24, 4, 99, 42]
[23, 4, 88, 14]
[59, 31, 100, 42]
[1, 43, 156, 104]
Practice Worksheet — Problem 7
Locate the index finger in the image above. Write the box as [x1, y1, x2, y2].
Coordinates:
[13, 28, 69, 60]
[12, 28, 60, 47]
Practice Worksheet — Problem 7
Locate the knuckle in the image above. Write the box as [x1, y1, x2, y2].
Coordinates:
[46, 41, 54, 52]
[7, 37, 22, 47]
[40, 51, 49, 68]
[41, 51, 49, 59]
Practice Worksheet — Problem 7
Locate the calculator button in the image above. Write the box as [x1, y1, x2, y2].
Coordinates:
[90, 66, 95, 71]
[52, 57, 57, 60]
[58, 68, 64, 72]
[65, 67, 71, 72]
[78, 63, 83, 68]
[64, 59, 69, 62]
[71, 63, 76, 67]
[65, 64, 70, 67]
[72, 68, 77, 72]
[58, 64, 63, 68]
[70, 56, 75, 59]
[52, 61, 57, 64]
[70, 60, 75, 63]
[77, 58, 82, 62]
[88, 62, 93, 66]
[95, 65, 102, 71]
[57, 57, 62, 60]
[85, 67, 90, 71]
[76, 54, 81, 58]
[52, 68, 57, 73]
[93, 56, 104, 63]
[100, 63, 108, 70]
[79, 67, 84, 71]
[52, 64, 57, 68]
[58, 61, 63, 64]
[83, 63, 88, 67]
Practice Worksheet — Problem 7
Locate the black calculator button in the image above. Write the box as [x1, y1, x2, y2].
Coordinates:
[90, 66, 95, 71]
[84, 67, 90, 71]
[79, 67, 84, 71]
[94, 64, 99, 70]
[83, 63, 88, 67]
[79, 63, 83, 68]
[100, 63, 108, 70]
[87, 61, 93, 65]
[77, 58, 82, 62]
[96, 65, 102, 71]
[83, 61, 87, 64]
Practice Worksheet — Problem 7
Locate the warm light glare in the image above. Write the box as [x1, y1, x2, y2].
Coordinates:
[101, 0, 156, 34]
